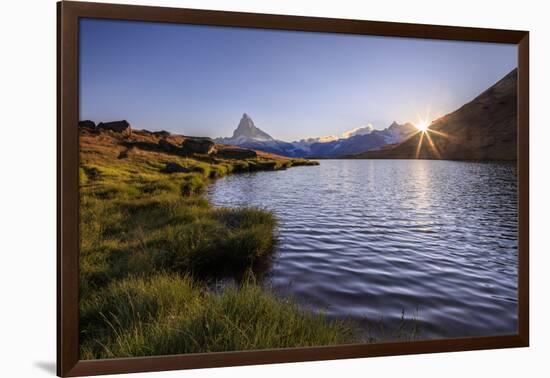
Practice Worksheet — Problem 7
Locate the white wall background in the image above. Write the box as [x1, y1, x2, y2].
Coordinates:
[1, 0, 548, 376]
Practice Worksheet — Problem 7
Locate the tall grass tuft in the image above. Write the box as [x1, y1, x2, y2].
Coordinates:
[180, 174, 206, 196]
[80, 274, 357, 359]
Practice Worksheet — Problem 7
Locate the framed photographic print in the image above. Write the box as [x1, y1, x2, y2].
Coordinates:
[57, 1, 529, 376]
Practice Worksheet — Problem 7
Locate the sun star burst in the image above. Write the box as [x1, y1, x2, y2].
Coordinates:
[415, 121, 430, 132]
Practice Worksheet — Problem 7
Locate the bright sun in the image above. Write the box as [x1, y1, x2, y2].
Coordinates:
[415, 121, 430, 132]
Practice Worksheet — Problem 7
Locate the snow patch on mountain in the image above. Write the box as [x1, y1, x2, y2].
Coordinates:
[342, 124, 375, 139]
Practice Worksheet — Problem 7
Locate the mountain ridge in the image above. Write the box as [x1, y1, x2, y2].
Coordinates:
[216, 116, 416, 158]
[356, 68, 517, 160]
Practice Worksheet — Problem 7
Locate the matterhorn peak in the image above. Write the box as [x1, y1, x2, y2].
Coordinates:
[231, 113, 273, 141]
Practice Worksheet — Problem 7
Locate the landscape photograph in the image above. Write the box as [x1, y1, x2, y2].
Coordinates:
[78, 18, 518, 359]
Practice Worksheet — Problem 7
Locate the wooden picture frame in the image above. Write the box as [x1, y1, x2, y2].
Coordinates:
[57, 1, 529, 376]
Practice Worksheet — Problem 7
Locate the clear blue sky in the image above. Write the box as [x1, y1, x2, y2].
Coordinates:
[79, 18, 516, 141]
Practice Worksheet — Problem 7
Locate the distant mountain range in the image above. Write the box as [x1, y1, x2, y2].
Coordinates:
[215, 113, 416, 158]
[358, 68, 517, 160]
[215, 68, 517, 161]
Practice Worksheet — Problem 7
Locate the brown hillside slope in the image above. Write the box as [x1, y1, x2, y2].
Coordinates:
[79, 127, 314, 165]
[358, 68, 517, 160]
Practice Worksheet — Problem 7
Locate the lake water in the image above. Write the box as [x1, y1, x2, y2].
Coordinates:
[208, 160, 518, 340]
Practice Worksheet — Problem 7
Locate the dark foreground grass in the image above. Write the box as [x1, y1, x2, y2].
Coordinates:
[79, 133, 353, 359]
[80, 274, 356, 359]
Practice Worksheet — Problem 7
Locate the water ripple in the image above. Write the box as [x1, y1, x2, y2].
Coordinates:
[208, 160, 518, 340]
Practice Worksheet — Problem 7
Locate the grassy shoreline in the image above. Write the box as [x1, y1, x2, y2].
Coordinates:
[79, 129, 356, 358]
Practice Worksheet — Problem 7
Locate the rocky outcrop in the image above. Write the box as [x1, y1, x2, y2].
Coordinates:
[97, 120, 132, 135]
[216, 147, 257, 159]
[181, 137, 216, 154]
[79, 120, 96, 129]
[78, 121, 283, 162]
[153, 130, 170, 137]
[158, 139, 178, 153]
[79, 124, 314, 174]
[158, 137, 219, 156]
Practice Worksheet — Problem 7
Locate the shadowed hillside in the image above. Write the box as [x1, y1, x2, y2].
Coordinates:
[357, 68, 517, 160]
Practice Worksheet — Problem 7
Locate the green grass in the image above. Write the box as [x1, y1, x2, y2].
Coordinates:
[79, 169, 277, 288]
[80, 274, 357, 359]
[79, 141, 351, 359]
[180, 174, 207, 196]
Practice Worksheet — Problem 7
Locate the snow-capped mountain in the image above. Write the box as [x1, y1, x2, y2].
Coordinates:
[215, 114, 300, 156]
[298, 121, 416, 157]
[215, 114, 417, 158]
[342, 124, 375, 138]
[230, 113, 273, 141]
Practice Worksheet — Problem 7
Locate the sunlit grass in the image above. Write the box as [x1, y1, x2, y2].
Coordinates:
[80, 274, 357, 359]
[79, 135, 347, 358]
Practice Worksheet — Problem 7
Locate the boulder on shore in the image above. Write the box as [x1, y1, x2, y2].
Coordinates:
[216, 147, 257, 159]
[163, 162, 191, 173]
[181, 137, 216, 154]
[158, 138, 178, 152]
[97, 120, 132, 135]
